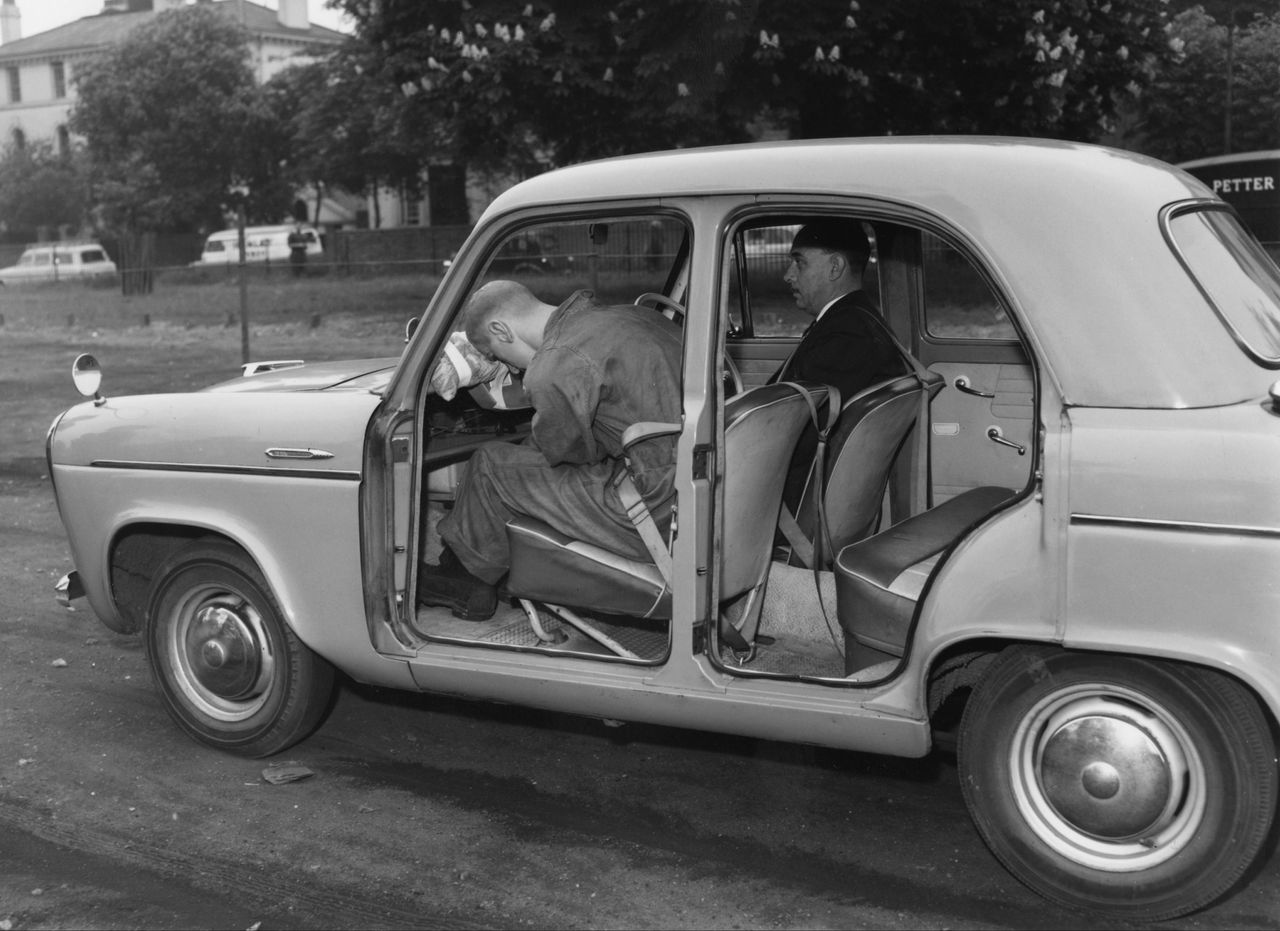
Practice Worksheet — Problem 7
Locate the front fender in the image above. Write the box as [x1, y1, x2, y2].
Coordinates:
[48, 391, 417, 688]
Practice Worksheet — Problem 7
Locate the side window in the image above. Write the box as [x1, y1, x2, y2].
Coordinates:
[479, 216, 686, 308]
[922, 232, 1016, 340]
[726, 219, 879, 337]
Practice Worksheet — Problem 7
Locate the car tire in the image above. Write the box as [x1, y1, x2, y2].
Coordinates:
[958, 645, 1277, 920]
[144, 539, 336, 758]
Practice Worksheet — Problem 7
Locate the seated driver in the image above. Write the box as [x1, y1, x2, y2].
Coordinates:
[418, 280, 683, 620]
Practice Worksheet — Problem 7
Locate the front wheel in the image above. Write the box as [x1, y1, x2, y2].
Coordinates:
[958, 646, 1277, 920]
[145, 539, 336, 758]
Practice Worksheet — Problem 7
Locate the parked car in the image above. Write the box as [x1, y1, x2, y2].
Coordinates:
[195, 224, 323, 265]
[48, 137, 1280, 921]
[0, 241, 117, 284]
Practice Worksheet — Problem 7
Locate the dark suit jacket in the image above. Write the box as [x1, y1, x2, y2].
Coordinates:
[770, 290, 909, 512]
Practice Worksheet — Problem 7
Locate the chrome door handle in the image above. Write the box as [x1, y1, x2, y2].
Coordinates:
[265, 447, 335, 460]
[954, 375, 995, 398]
[986, 426, 1026, 455]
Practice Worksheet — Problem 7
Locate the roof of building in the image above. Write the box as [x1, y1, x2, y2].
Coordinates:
[0, 0, 343, 60]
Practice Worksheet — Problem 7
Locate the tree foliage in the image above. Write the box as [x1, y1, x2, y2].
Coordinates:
[331, 0, 1180, 175]
[1137, 7, 1280, 162]
[69, 5, 262, 232]
[264, 49, 422, 226]
[0, 141, 87, 239]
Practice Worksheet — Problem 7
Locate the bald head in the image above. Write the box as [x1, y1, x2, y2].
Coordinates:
[463, 279, 557, 370]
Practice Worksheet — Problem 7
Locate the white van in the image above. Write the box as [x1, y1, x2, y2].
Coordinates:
[0, 242, 117, 284]
[196, 225, 323, 265]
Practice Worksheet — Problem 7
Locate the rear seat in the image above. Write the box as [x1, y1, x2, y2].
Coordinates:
[834, 485, 1016, 674]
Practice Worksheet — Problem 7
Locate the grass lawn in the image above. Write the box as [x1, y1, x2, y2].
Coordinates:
[0, 274, 437, 481]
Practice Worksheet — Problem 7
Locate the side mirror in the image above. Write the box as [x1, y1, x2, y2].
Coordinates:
[72, 353, 105, 406]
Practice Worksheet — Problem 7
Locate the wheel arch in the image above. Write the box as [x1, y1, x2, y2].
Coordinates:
[109, 523, 259, 635]
[924, 638, 1280, 745]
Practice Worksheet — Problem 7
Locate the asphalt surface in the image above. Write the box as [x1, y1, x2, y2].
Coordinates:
[3, 455, 1280, 930]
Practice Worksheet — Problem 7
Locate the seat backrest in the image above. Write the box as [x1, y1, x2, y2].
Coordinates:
[796, 372, 941, 561]
[721, 382, 827, 598]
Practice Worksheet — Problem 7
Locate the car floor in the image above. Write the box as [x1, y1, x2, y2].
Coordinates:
[411, 558, 848, 679]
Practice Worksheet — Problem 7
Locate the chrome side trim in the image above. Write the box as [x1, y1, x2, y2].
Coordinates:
[1071, 512, 1280, 539]
[89, 459, 361, 481]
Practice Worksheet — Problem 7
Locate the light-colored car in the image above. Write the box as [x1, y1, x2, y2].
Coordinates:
[195, 224, 323, 265]
[47, 138, 1280, 920]
[0, 241, 117, 284]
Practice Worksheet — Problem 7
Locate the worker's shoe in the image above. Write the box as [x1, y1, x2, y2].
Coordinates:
[416, 547, 498, 621]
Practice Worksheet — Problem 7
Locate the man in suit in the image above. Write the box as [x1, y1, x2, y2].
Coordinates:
[773, 219, 908, 509]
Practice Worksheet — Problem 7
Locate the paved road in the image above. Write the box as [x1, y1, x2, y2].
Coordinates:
[2, 468, 1279, 930]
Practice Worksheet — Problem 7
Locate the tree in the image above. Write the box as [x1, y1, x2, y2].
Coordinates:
[330, 0, 1179, 176]
[265, 50, 422, 227]
[69, 5, 262, 233]
[1137, 7, 1280, 161]
[0, 140, 88, 241]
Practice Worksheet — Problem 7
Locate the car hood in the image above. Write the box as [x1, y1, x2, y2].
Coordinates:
[202, 357, 398, 394]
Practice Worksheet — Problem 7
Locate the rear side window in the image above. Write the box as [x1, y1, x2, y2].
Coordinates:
[1167, 205, 1280, 366]
[922, 232, 1016, 340]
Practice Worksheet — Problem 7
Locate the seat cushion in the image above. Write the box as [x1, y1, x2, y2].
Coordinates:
[835, 486, 1015, 660]
[506, 517, 672, 619]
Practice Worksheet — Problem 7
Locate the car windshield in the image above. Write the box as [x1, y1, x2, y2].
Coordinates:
[1168, 205, 1280, 366]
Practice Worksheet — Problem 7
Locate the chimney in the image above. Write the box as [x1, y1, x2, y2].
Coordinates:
[278, 0, 308, 30]
[1, 0, 20, 45]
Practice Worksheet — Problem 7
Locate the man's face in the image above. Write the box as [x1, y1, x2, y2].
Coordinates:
[478, 320, 537, 372]
[783, 246, 836, 316]
[486, 339, 534, 372]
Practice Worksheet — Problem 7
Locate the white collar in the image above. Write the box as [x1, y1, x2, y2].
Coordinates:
[815, 289, 856, 323]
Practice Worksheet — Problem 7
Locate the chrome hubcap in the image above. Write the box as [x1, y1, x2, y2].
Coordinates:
[187, 603, 264, 701]
[1011, 686, 1205, 872]
[167, 586, 276, 722]
[1040, 709, 1175, 838]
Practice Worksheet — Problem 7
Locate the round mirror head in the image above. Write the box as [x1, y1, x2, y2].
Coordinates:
[72, 353, 102, 398]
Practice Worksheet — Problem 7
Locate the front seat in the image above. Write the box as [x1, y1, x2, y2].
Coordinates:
[503, 382, 828, 655]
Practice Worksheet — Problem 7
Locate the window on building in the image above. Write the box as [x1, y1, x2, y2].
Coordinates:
[403, 194, 422, 227]
[52, 62, 66, 99]
[7, 66, 19, 103]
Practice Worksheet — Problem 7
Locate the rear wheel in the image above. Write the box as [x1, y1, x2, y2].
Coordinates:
[145, 539, 335, 758]
[958, 645, 1276, 920]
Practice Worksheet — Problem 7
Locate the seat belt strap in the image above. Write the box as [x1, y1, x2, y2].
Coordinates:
[775, 381, 840, 567]
[614, 471, 674, 584]
[777, 504, 814, 568]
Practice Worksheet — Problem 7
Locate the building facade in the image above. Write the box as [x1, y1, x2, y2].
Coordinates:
[0, 0, 486, 233]
[0, 0, 342, 155]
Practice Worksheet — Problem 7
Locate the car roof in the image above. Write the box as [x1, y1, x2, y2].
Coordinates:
[24, 242, 105, 253]
[482, 136, 1262, 407]
[207, 225, 313, 239]
[485, 136, 1204, 218]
